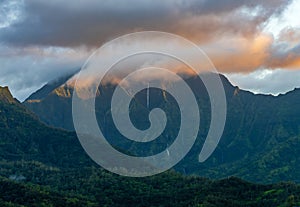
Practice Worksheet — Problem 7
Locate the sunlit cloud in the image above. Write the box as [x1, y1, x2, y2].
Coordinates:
[0, 0, 299, 100]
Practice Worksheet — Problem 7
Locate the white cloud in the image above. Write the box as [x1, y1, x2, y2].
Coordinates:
[264, 0, 300, 38]
[225, 69, 300, 95]
[0, 46, 89, 101]
[0, 0, 24, 29]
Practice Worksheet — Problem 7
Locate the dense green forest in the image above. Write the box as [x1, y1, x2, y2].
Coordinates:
[1, 162, 300, 207]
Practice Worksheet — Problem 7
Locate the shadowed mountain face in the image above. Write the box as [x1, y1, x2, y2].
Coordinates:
[0, 86, 90, 167]
[22, 73, 300, 183]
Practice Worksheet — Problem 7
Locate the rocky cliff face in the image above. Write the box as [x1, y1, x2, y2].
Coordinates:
[0, 86, 17, 104]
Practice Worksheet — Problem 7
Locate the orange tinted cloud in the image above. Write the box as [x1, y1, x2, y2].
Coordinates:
[200, 31, 300, 72]
[205, 34, 272, 72]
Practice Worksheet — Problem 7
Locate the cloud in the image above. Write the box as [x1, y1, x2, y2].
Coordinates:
[0, 0, 299, 100]
[0, 46, 86, 101]
[278, 27, 300, 44]
[201, 29, 300, 72]
[265, 28, 300, 69]
[0, 0, 292, 47]
[267, 42, 300, 69]
[225, 69, 300, 95]
[203, 34, 273, 72]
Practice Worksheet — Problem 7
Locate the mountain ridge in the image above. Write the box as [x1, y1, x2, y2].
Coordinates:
[0, 86, 17, 104]
[22, 72, 300, 183]
[25, 69, 79, 102]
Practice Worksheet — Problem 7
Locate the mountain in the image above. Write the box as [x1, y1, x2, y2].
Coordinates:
[24, 70, 78, 130]
[2, 86, 300, 206]
[0, 86, 17, 104]
[22, 70, 79, 130]
[0, 86, 90, 166]
[25, 69, 79, 102]
[23, 73, 300, 183]
[24, 84, 75, 130]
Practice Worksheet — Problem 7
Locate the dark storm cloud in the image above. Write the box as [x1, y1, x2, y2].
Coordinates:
[0, 0, 292, 47]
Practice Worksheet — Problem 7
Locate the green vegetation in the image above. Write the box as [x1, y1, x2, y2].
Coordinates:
[1, 161, 300, 207]
[24, 74, 300, 183]
[1, 80, 300, 206]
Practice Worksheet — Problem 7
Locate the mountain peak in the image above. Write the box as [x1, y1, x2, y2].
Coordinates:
[25, 69, 79, 102]
[0, 86, 16, 104]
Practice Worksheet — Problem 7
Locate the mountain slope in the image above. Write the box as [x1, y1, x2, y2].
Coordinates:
[0, 86, 90, 167]
[25, 69, 78, 102]
[22, 74, 300, 183]
[0, 86, 17, 104]
[1, 86, 300, 206]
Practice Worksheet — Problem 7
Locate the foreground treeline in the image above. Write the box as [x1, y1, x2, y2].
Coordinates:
[0, 161, 299, 207]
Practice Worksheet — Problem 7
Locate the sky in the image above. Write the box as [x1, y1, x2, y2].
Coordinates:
[0, 0, 300, 101]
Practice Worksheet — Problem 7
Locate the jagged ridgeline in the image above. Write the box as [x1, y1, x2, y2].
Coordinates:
[22, 70, 300, 183]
